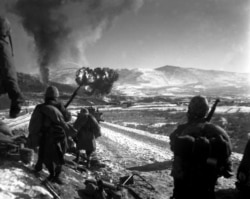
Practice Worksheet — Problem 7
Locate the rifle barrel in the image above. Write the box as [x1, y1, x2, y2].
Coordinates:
[65, 85, 82, 108]
[206, 98, 220, 122]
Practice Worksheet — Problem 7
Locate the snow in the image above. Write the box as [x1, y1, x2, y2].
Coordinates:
[103, 122, 169, 143]
[94, 103, 250, 113]
[217, 106, 250, 113]
[151, 123, 169, 128]
[101, 126, 171, 162]
[0, 104, 247, 199]
[122, 122, 143, 127]
[0, 161, 53, 199]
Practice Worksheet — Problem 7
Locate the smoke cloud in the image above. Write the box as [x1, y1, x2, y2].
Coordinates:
[10, 0, 144, 84]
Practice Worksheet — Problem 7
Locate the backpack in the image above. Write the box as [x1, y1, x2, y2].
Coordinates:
[173, 122, 232, 177]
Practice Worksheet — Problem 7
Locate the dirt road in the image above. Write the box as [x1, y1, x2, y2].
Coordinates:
[95, 122, 174, 199]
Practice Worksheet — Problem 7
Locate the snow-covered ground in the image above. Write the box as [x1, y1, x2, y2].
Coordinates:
[0, 105, 247, 199]
[0, 161, 53, 199]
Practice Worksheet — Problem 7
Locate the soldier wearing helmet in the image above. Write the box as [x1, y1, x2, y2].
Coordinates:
[28, 86, 74, 184]
[169, 95, 232, 199]
[73, 107, 101, 168]
[0, 16, 24, 118]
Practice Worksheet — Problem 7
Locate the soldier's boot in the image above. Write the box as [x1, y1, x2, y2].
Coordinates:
[9, 97, 25, 118]
[52, 165, 64, 185]
[86, 151, 93, 169]
[46, 163, 55, 181]
[75, 150, 80, 163]
[34, 161, 43, 172]
[9, 102, 21, 118]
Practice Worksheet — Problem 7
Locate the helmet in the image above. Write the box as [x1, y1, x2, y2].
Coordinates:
[80, 108, 89, 115]
[188, 95, 209, 119]
[45, 86, 59, 99]
[0, 16, 11, 37]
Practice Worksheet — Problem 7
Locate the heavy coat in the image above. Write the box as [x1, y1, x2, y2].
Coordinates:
[237, 139, 250, 193]
[170, 121, 232, 162]
[28, 100, 72, 166]
[0, 37, 23, 102]
[74, 113, 101, 153]
[170, 120, 232, 199]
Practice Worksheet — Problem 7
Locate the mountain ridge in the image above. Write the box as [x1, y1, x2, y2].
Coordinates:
[16, 65, 250, 97]
[113, 65, 250, 97]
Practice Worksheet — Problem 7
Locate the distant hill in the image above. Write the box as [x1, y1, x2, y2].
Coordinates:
[14, 73, 107, 107]
[113, 65, 250, 97]
[17, 73, 76, 94]
[15, 65, 250, 98]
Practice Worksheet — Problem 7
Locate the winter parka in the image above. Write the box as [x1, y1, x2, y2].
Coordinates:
[0, 37, 23, 102]
[74, 113, 101, 153]
[28, 100, 72, 165]
[170, 120, 232, 199]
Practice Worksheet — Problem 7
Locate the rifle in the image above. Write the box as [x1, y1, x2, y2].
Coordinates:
[205, 98, 220, 122]
[64, 67, 93, 108]
[64, 85, 82, 108]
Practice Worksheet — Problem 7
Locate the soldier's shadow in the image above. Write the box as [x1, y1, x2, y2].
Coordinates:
[126, 160, 172, 172]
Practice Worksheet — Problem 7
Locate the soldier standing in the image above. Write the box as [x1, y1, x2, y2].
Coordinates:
[28, 86, 73, 184]
[170, 95, 232, 199]
[236, 134, 250, 198]
[0, 16, 24, 118]
[73, 108, 101, 168]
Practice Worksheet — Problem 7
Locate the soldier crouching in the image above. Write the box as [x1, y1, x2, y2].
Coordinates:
[170, 95, 232, 199]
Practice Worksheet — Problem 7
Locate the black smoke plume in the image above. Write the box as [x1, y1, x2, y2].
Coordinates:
[11, 0, 143, 84]
[12, 0, 70, 84]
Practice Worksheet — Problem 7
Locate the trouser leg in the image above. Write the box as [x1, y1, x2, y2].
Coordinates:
[35, 136, 45, 172]
[3, 79, 24, 117]
[86, 150, 93, 168]
[55, 165, 62, 178]
[45, 162, 55, 180]
[75, 150, 80, 162]
[35, 147, 43, 171]
[172, 178, 187, 199]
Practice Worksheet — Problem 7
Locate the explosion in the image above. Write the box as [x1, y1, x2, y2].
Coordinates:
[75, 67, 119, 96]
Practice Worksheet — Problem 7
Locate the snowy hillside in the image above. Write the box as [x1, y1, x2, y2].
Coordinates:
[114, 66, 250, 97]
[22, 65, 250, 98]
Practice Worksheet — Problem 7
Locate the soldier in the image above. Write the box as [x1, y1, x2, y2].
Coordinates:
[236, 135, 250, 198]
[73, 107, 101, 168]
[0, 16, 24, 118]
[28, 86, 73, 184]
[170, 95, 232, 199]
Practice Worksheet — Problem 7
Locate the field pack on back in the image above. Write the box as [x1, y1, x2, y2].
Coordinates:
[171, 121, 232, 179]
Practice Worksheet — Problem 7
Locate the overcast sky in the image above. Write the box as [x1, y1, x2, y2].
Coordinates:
[0, 0, 249, 74]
